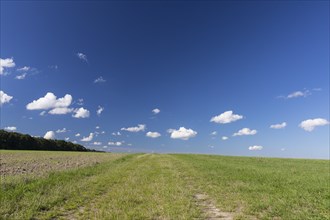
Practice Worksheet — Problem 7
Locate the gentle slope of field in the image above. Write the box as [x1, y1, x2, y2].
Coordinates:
[0, 150, 329, 219]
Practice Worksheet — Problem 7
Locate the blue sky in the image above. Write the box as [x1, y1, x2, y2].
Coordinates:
[1, 1, 329, 159]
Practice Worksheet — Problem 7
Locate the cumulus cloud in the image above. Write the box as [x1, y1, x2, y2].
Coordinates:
[17, 66, 30, 72]
[75, 133, 81, 137]
[167, 127, 197, 140]
[270, 122, 287, 129]
[94, 76, 106, 83]
[73, 107, 90, 118]
[108, 141, 123, 146]
[0, 58, 15, 75]
[121, 124, 146, 132]
[81, 133, 94, 142]
[152, 108, 160, 114]
[97, 106, 104, 116]
[15, 73, 27, 80]
[222, 136, 228, 140]
[4, 126, 17, 131]
[233, 128, 257, 136]
[146, 131, 161, 138]
[248, 145, 263, 151]
[210, 111, 243, 124]
[0, 91, 13, 105]
[56, 128, 67, 133]
[26, 92, 72, 110]
[77, 52, 88, 62]
[44, 131, 55, 140]
[299, 118, 329, 132]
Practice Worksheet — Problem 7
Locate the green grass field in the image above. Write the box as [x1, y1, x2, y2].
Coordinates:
[0, 150, 329, 219]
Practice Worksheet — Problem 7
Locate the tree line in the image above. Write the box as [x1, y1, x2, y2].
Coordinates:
[0, 130, 99, 152]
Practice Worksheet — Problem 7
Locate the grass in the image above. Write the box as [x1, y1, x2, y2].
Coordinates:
[0, 151, 329, 219]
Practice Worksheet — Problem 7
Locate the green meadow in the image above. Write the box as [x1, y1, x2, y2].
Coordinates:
[0, 151, 329, 219]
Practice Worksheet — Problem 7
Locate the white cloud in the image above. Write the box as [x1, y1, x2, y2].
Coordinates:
[97, 106, 104, 116]
[112, 132, 121, 136]
[4, 126, 17, 131]
[81, 133, 94, 142]
[248, 145, 263, 151]
[77, 98, 84, 106]
[40, 111, 46, 116]
[93, 142, 102, 145]
[77, 52, 88, 62]
[15, 73, 27, 80]
[17, 66, 30, 72]
[44, 131, 55, 140]
[210, 111, 243, 124]
[0, 91, 13, 105]
[152, 108, 160, 114]
[26, 92, 72, 110]
[210, 131, 217, 136]
[94, 76, 106, 83]
[108, 141, 123, 146]
[75, 133, 81, 137]
[233, 128, 257, 136]
[56, 128, 67, 133]
[65, 137, 70, 141]
[270, 122, 287, 129]
[49, 107, 73, 115]
[287, 90, 310, 99]
[222, 136, 228, 140]
[167, 127, 197, 140]
[146, 131, 161, 138]
[121, 124, 146, 132]
[96, 126, 100, 129]
[299, 118, 329, 132]
[0, 58, 15, 75]
[73, 107, 90, 118]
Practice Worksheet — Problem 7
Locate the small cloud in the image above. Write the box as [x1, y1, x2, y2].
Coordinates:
[17, 66, 30, 72]
[76, 98, 84, 106]
[270, 122, 287, 129]
[65, 137, 70, 141]
[4, 126, 17, 131]
[81, 133, 94, 142]
[112, 132, 121, 136]
[40, 111, 46, 116]
[152, 108, 160, 114]
[121, 124, 146, 132]
[44, 131, 55, 140]
[97, 106, 104, 116]
[73, 107, 90, 118]
[210, 110, 243, 124]
[210, 131, 217, 136]
[108, 141, 123, 146]
[287, 90, 310, 99]
[281, 148, 286, 151]
[94, 76, 106, 83]
[312, 88, 322, 92]
[233, 128, 257, 136]
[101, 131, 105, 134]
[56, 128, 67, 133]
[0, 58, 15, 75]
[96, 126, 100, 129]
[93, 142, 102, 145]
[48, 65, 58, 70]
[146, 131, 161, 138]
[299, 118, 329, 132]
[0, 90, 13, 105]
[222, 136, 228, 140]
[167, 127, 197, 140]
[248, 145, 263, 151]
[75, 133, 81, 137]
[49, 107, 73, 115]
[76, 52, 88, 62]
[15, 73, 27, 80]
